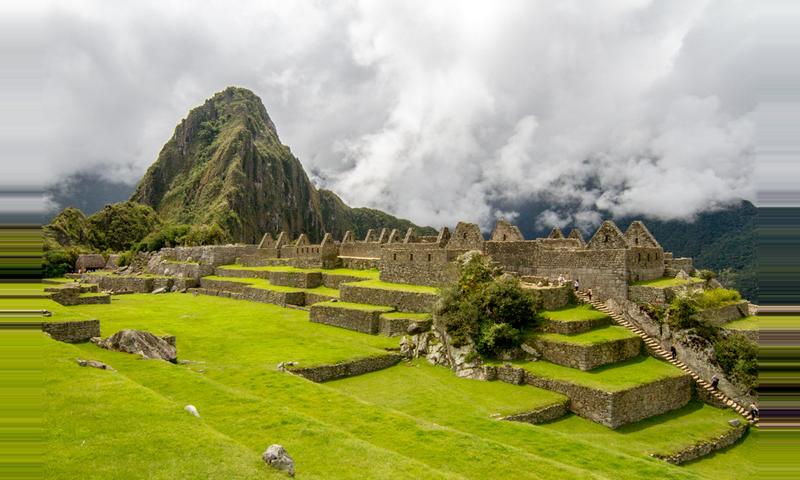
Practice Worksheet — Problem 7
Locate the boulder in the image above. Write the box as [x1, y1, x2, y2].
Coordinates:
[676, 270, 691, 281]
[76, 358, 114, 371]
[92, 329, 177, 363]
[262, 444, 295, 477]
[728, 419, 741, 427]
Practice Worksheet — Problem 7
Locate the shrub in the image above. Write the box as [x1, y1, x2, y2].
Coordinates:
[184, 224, 229, 246]
[42, 249, 75, 278]
[86, 201, 161, 251]
[437, 252, 538, 357]
[715, 335, 757, 392]
[133, 224, 191, 252]
[697, 269, 717, 281]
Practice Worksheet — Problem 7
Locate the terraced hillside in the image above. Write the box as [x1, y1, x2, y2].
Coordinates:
[1, 278, 755, 479]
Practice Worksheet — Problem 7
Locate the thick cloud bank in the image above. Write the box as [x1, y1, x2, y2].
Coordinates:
[17, 0, 767, 228]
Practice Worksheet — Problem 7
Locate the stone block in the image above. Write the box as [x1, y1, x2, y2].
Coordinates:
[339, 284, 438, 313]
[309, 303, 394, 334]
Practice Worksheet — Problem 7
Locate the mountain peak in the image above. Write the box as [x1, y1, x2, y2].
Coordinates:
[130, 88, 432, 243]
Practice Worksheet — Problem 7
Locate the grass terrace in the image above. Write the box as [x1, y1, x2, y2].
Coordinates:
[723, 316, 759, 331]
[344, 279, 440, 295]
[380, 312, 432, 321]
[542, 304, 610, 322]
[514, 356, 686, 392]
[218, 264, 380, 279]
[313, 301, 395, 313]
[531, 325, 638, 346]
[2, 283, 753, 478]
[202, 275, 304, 293]
[630, 277, 702, 288]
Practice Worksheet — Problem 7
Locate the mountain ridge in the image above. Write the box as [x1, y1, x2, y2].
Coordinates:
[131, 86, 433, 242]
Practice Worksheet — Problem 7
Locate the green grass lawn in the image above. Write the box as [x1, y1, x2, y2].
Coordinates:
[532, 325, 638, 346]
[516, 356, 686, 392]
[344, 279, 439, 294]
[723, 316, 758, 331]
[380, 312, 431, 320]
[313, 301, 395, 312]
[542, 304, 610, 322]
[1, 284, 753, 478]
[630, 277, 702, 288]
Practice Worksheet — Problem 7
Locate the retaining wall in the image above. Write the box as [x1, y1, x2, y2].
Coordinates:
[653, 425, 747, 464]
[502, 400, 570, 424]
[288, 354, 403, 382]
[339, 284, 438, 313]
[309, 304, 394, 334]
[42, 320, 100, 343]
[529, 336, 642, 371]
[695, 302, 749, 326]
[540, 317, 611, 335]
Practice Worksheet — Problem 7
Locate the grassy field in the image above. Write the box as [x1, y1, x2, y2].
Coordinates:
[203, 275, 339, 297]
[630, 277, 702, 288]
[532, 325, 638, 346]
[344, 279, 439, 294]
[723, 316, 758, 331]
[542, 304, 610, 322]
[516, 356, 686, 392]
[1, 284, 754, 478]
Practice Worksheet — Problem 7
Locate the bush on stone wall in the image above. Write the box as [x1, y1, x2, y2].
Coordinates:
[436, 252, 539, 357]
[714, 335, 757, 392]
[695, 288, 741, 309]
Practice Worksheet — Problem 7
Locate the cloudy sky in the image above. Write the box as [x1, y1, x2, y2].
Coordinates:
[6, 0, 792, 228]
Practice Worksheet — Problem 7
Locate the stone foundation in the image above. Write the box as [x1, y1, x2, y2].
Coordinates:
[309, 303, 394, 334]
[522, 285, 573, 310]
[288, 354, 403, 382]
[502, 400, 570, 424]
[322, 273, 374, 289]
[268, 270, 322, 288]
[695, 301, 749, 326]
[529, 336, 642, 371]
[42, 320, 100, 343]
[339, 284, 438, 313]
[653, 425, 747, 464]
[338, 257, 380, 270]
[539, 317, 611, 335]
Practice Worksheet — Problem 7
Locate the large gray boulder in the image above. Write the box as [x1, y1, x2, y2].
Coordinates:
[92, 329, 177, 363]
[262, 444, 295, 477]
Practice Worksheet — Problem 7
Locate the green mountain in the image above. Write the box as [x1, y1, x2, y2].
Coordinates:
[131, 86, 432, 242]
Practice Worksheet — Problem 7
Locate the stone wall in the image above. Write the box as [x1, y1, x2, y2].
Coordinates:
[625, 247, 665, 282]
[665, 257, 694, 276]
[338, 242, 383, 259]
[338, 257, 380, 270]
[158, 245, 259, 267]
[148, 261, 213, 279]
[379, 244, 456, 286]
[695, 301, 748, 326]
[309, 304, 392, 334]
[339, 284, 438, 313]
[539, 317, 611, 335]
[288, 354, 403, 382]
[488, 364, 692, 428]
[268, 270, 323, 288]
[322, 273, 371, 289]
[214, 266, 270, 279]
[502, 400, 569, 424]
[81, 274, 157, 293]
[528, 336, 642, 371]
[42, 320, 100, 343]
[628, 283, 704, 306]
[653, 425, 747, 465]
[523, 285, 573, 310]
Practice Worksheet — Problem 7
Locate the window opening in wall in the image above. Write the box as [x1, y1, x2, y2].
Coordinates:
[410, 253, 414, 261]
[635, 237, 639, 245]
[502, 234, 507, 241]
[393, 253, 397, 261]
[638, 253, 641, 262]
[604, 235, 608, 243]
[463, 233, 468, 240]
[427, 253, 432, 262]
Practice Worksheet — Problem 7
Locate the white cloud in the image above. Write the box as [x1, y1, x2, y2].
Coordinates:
[12, 0, 766, 229]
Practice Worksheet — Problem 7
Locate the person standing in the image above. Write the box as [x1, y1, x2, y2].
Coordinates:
[670, 346, 677, 361]
[711, 375, 719, 391]
[587, 288, 593, 301]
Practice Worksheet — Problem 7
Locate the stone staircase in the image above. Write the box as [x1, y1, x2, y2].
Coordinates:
[575, 291, 755, 425]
